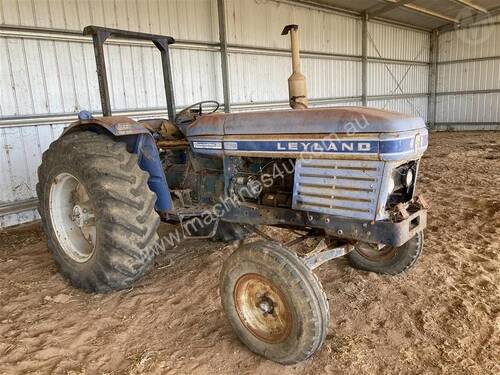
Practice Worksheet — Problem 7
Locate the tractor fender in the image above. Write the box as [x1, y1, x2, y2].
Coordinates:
[63, 116, 150, 137]
[62, 115, 173, 214]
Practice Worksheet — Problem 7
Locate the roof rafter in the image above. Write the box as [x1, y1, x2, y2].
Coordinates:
[439, 5, 500, 31]
[449, 0, 488, 15]
[366, 0, 416, 19]
[369, 0, 460, 23]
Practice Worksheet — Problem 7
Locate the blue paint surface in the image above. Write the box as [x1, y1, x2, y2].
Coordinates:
[133, 134, 172, 213]
[192, 137, 423, 155]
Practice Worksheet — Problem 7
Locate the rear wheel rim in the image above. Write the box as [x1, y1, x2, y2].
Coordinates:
[49, 172, 96, 263]
[234, 273, 292, 343]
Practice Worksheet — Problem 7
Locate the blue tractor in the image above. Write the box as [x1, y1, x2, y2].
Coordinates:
[37, 25, 428, 364]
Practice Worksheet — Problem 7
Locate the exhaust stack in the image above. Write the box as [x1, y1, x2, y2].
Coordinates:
[282, 24, 308, 109]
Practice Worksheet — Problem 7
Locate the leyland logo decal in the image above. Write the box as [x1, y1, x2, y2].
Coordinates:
[225, 140, 379, 153]
[276, 141, 374, 152]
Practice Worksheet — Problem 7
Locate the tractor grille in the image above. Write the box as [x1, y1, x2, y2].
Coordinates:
[292, 159, 384, 220]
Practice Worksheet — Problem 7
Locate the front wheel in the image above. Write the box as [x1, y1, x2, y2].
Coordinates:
[220, 240, 329, 364]
[348, 232, 424, 275]
[37, 131, 160, 292]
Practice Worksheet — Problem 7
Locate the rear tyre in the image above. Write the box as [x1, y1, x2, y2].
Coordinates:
[220, 240, 329, 364]
[37, 131, 160, 292]
[348, 232, 424, 275]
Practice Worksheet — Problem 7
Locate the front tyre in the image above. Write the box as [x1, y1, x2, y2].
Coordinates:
[348, 232, 424, 275]
[220, 240, 329, 364]
[37, 131, 160, 292]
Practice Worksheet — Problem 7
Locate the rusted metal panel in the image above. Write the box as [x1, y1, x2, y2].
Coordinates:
[222, 203, 428, 247]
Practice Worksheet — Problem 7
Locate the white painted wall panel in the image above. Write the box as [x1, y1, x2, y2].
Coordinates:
[436, 93, 500, 124]
[438, 59, 500, 93]
[0, 37, 223, 117]
[0, 0, 219, 42]
[368, 97, 428, 121]
[225, 0, 361, 55]
[0, 124, 65, 206]
[439, 24, 500, 62]
[436, 18, 500, 129]
[228, 52, 360, 104]
[171, 48, 224, 107]
[232, 100, 362, 113]
[368, 62, 428, 96]
[0, 209, 39, 228]
[368, 21, 430, 62]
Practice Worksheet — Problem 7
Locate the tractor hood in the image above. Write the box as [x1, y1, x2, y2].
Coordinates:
[187, 106, 426, 137]
[187, 107, 428, 162]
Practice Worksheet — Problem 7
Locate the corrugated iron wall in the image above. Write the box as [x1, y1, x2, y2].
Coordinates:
[366, 21, 430, 121]
[0, 0, 222, 228]
[0, 0, 430, 228]
[436, 20, 500, 131]
[225, 0, 362, 110]
[224, 0, 430, 114]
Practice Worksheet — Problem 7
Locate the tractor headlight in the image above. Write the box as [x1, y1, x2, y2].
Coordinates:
[404, 169, 414, 187]
[392, 163, 416, 191]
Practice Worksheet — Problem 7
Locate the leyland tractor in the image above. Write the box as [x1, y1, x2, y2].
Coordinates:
[37, 25, 428, 364]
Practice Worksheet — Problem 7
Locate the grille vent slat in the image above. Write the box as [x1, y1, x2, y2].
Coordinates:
[292, 159, 383, 220]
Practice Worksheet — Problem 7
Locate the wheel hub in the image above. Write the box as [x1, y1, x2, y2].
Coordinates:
[49, 173, 96, 263]
[234, 273, 292, 343]
[257, 297, 274, 315]
[356, 242, 396, 261]
[71, 204, 93, 228]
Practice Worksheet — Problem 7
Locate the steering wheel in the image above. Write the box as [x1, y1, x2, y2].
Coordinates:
[175, 100, 220, 125]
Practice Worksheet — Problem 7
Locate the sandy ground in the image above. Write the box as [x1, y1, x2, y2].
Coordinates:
[0, 131, 499, 374]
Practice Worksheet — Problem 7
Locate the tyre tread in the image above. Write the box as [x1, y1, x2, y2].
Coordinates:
[37, 131, 160, 292]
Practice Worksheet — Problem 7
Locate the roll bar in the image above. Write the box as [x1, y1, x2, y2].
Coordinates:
[83, 25, 176, 121]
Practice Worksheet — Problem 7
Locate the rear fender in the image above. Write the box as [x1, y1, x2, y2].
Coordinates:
[63, 116, 150, 136]
[63, 116, 173, 214]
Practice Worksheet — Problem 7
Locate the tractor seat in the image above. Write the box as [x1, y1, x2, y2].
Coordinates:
[186, 106, 426, 137]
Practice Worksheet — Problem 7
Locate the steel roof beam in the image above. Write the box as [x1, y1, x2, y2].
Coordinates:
[449, 0, 488, 15]
[439, 5, 500, 31]
[396, 2, 460, 23]
[368, 0, 459, 23]
[366, 0, 417, 19]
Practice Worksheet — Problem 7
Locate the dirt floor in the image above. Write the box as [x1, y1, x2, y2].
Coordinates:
[0, 131, 498, 374]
